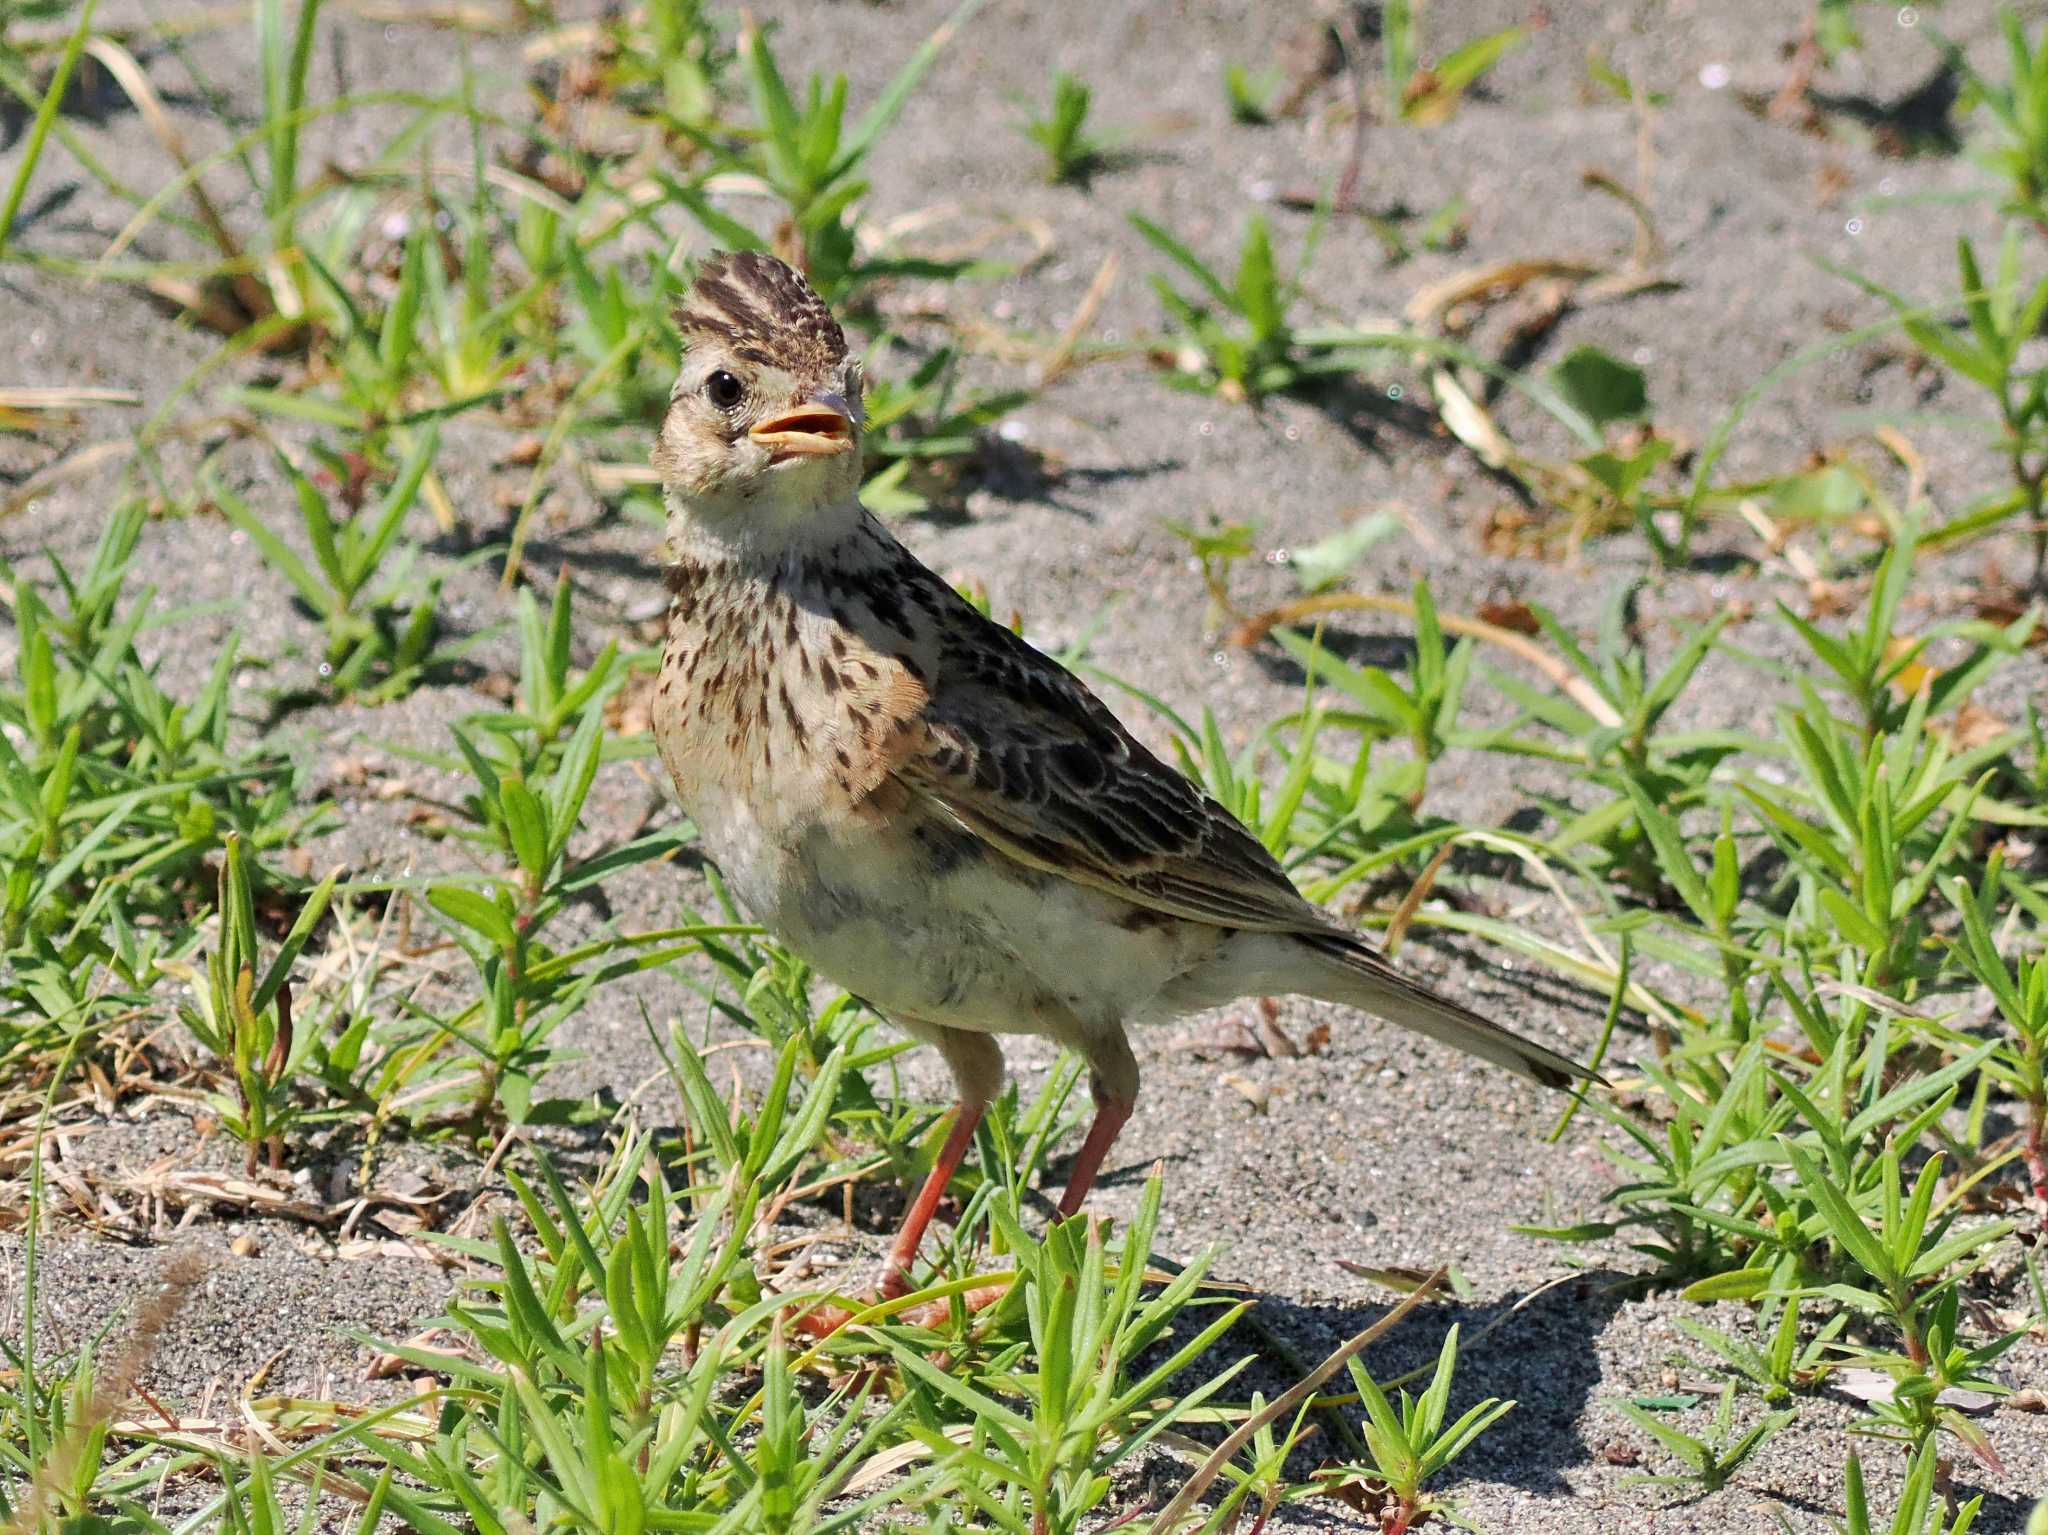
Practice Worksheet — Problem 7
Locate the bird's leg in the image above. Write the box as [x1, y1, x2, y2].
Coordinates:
[877, 1096, 987, 1300]
[785, 1028, 1005, 1340]
[783, 1096, 987, 1342]
[891, 1085, 1133, 1334]
[1058, 1039, 1140, 1220]
[1056, 1092, 1133, 1218]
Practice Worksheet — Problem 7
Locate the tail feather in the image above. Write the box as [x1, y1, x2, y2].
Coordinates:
[1296, 932, 1601, 1092]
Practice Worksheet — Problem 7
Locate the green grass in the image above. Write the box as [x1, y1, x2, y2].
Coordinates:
[3, 0, 2048, 1528]
[1022, 71, 1106, 185]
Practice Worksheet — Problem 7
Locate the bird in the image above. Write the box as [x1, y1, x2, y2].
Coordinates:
[649, 250, 1595, 1322]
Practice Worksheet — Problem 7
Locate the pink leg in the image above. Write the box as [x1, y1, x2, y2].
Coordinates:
[788, 1098, 988, 1339]
[891, 1095, 1131, 1334]
[1057, 1096, 1134, 1218]
[794, 1086, 1136, 1339]
[878, 1098, 987, 1299]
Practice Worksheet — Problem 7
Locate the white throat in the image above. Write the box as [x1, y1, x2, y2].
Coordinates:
[662, 480, 869, 569]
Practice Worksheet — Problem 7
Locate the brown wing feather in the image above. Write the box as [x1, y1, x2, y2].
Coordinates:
[888, 573, 1326, 935]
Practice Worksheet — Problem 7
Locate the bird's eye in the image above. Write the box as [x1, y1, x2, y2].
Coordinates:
[704, 370, 745, 409]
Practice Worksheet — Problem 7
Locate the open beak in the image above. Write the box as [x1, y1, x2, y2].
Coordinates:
[748, 394, 853, 461]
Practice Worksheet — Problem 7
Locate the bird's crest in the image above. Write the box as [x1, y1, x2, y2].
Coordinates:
[674, 251, 847, 374]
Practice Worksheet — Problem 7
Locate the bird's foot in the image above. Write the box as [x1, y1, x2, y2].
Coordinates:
[780, 1267, 1015, 1340]
[782, 1295, 862, 1339]
[892, 1277, 1013, 1331]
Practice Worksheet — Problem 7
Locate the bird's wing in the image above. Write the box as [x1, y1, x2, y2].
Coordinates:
[871, 552, 1598, 1092]
[890, 605, 1323, 934]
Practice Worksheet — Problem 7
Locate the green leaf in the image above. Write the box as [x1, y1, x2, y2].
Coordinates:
[1955, 236, 2004, 367]
[835, 0, 989, 182]
[353, 428, 440, 590]
[1907, 1217, 2014, 1281]
[1680, 1267, 1775, 1303]
[1627, 1393, 1701, 1412]
[210, 472, 333, 618]
[1288, 512, 1400, 593]
[1579, 436, 1673, 500]
[1549, 346, 1648, 427]
[1512, 1220, 1621, 1242]
[744, 21, 804, 190]
[1234, 215, 1281, 341]
[0, 0, 100, 264]
[1621, 777, 1714, 929]
[1128, 213, 1236, 311]
[251, 871, 337, 1014]
[1785, 1141, 1898, 1291]
[1608, 1398, 1705, 1467]
[381, 227, 427, 384]
[500, 778, 550, 882]
[1843, 1039, 1997, 1147]
[429, 884, 518, 951]
[1819, 882, 1890, 956]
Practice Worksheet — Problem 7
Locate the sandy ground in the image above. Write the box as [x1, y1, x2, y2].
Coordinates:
[4, 0, 2046, 1529]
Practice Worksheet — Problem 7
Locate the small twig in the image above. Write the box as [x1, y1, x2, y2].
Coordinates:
[1036, 249, 1119, 388]
[1581, 167, 1662, 272]
[0, 386, 141, 409]
[1, 440, 133, 518]
[1404, 259, 1604, 330]
[1329, 6, 1372, 213]
[1230, 590, 1624, 729]
[1382, 841, 1455, 958]
[84, 36, 276, 325]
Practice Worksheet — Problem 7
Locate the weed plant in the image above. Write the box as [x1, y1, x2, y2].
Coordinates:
[2, 1, 2046, 1528]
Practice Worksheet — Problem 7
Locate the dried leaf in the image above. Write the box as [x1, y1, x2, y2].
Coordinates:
[1943, 702, 2011, 752]
[1834, 1367, 1999, 1413]
[1219, 1073, 1271, 1114]
[1431, 368, 1513, 470]
[1405, 258, 1604, 328]
[1477, 599, 1540, 635]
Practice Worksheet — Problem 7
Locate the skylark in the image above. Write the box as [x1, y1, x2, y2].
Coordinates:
[652, 251, 1594, 1315]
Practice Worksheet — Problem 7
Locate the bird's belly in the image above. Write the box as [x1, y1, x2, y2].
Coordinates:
[666, 696, 1222, 1031]
[735, 818, 1208, 1037]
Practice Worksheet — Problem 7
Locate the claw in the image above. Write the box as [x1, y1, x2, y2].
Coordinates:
[784, 1298, 860, 1339]
[780, 1273, 1017, 1341]
[896, 1278, 1013, 1331]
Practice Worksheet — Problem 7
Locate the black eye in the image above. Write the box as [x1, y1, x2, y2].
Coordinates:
[704, 370, 745, 409]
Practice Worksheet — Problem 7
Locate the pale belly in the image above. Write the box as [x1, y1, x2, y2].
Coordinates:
[694, 793, 1218, 1038]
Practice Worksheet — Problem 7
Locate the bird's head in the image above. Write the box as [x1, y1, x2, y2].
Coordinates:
[654, 251, 865, 541]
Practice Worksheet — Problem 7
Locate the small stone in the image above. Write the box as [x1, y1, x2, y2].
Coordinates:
[230, 1234, 260, 1258]
[1220, 1073, 1270, 1114]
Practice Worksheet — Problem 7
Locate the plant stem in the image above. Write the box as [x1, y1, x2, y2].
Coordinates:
[2023, 1090, 2047, 1238]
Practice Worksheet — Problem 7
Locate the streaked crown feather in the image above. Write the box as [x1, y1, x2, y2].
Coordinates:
[674, 251, 847, 375]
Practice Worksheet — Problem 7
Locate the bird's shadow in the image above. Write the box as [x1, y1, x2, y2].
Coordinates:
[1728, 1483, 2035, 1535]
[1801, 56, 1963, 157]
[1132, 1266, 1636, 1504]
[1246, 625, 1418, 682]
[1296, 372, 1447, 462]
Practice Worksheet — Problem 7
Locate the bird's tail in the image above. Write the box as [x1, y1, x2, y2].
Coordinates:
[1295, 931, 1600, 1092]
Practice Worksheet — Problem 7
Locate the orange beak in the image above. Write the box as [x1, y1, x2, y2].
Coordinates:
[748, 394, 854, 460]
